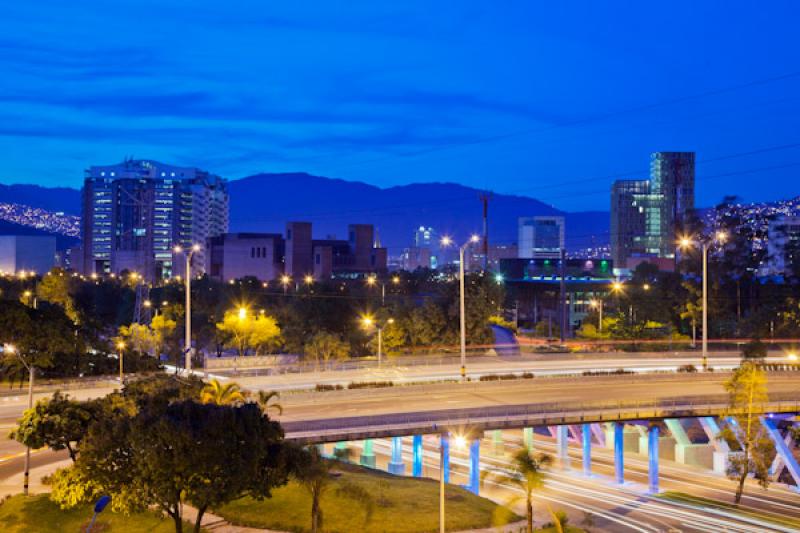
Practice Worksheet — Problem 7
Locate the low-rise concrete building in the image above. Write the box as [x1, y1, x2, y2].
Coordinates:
[0, 235, 57, 275]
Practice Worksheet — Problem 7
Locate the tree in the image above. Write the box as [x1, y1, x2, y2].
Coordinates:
[252, 390, 283, 415]
[10, 391, 98, 462]
[117, 322, 160, 356]
[405, 301, 447, 348]
[216, 309, 281, 357]
[481, 448, 552, 533]
[200, 378, 245, 405]
[78, 400, 289, 533]
[303, 331, 350, 369]
[37, 269, 79, 324]
[295, 446, 332, 533]
[720, 361, 775, 504]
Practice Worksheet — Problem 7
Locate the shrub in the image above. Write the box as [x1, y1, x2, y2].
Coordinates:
[315, 384, 344, 392]
[677, 364, 698, 373]
[347, 381, 394, 390]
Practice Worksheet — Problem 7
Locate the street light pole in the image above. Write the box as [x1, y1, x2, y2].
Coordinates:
[459, 245, 467, 381]
[175, 244, 199, 374]
[377, 327, 383, 366]
[702, 242, 708, 372]
[117, 342, 125, 384]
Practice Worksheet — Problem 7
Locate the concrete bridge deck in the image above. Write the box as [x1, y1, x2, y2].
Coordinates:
[278, 372, 800, 443]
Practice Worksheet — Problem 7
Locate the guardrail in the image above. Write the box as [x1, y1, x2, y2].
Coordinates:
[282, 392, 800, 444]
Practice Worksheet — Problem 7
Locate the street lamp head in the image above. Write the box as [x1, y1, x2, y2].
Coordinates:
[453, 434, 467, 449]
[238, 307, 247, 320]
[173, 245, 183, 253]
[22, 290, 32, 297]
[191, 243, 201, 252]
[4, 344, 15, 354]
[387, 318, 395, 324]
[162, 301, 168, 306]
[469, 234, 481, 244]
[143, 299, 152, 308]
[392, 275, 400, 284]
[280, 274, 291, 286]
[366, 275, 377, 286]
[116, 341, 125, 350]
[612, 281, 623, 292]
[678, 236, 693, 250]
[494, 273, 504, 283]
[304, 274, 314, 285]
[715, 230, 728, 244]
[440, 235, 453, 247]
[589, 299, 600, 308]
[361, 315, 374, 328]
[643, 283, 651, 291]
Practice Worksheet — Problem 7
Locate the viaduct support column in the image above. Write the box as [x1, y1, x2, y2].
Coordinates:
[360, 439, 375, 468]
[582, 423, 592, 476]
[467, 437, 480, 495]
[412, 435, 423, 477]
[523, 427, 534, 451]
[614, 422, 624, 484]
[556, 425, 570, 468]
[388, 436, 405, 475]
[334, 441, 348, 461]
[648, 425, 659, 493]
[441, 433, 450, 484]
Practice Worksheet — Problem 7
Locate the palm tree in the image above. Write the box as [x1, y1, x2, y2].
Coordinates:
[295, 446, 333, 533]
[255, 390, 283, 415]
[200, 379, 245, 405]
[481, 448, 552, 533]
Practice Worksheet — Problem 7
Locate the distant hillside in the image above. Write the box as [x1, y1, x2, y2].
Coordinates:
[228, 173, 609, 251]
[0, 184, 81, 215]
[0, 174, 611, 251]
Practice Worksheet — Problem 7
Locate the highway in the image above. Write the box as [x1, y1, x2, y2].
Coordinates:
[234, 353, 797, 391]
[274, 372, 800, 441]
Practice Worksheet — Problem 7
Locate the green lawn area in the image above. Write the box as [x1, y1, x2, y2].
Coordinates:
[215, 462, 520, 533]
[0, 494, 190, 532]
[657, 491, 800, 530]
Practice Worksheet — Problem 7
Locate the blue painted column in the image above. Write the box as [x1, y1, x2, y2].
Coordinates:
[360, 439, 375, 468]
[582, 423, 592, 476]
[467, 437, 480, 495]
[556, 425, 570, 468]
[412, 435, 423, 477]
[523, 427, 534, 451]
[441, 433, 450, 483]
[614, 422, 624, 484]
[388, 436, 405, 475]
[648, 426, 659, 493]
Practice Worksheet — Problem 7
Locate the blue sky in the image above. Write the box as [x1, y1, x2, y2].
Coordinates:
[1, 1, 799, 211]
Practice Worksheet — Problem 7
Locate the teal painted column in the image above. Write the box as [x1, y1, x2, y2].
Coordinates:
[412, 435, 423, 477]
[388, 436, 405, 475]
[360, 439, 376, 468]
[334, 441, 348, 462]
[492, 429, 503, 455]
[523, 427, 534, 450]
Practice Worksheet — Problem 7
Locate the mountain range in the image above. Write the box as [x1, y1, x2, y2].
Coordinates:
[0, 174, 610, 251]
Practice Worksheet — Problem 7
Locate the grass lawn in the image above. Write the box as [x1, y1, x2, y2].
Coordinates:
[657, 491, 800, 530]
[0, 494, 191, 532]
[215, 462, 520, 533]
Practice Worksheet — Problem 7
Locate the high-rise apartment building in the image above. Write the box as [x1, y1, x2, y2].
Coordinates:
[81, 159, 228, 282]
[764, 216, 800, 276]
[610, 152, 695, 269]
[518, 216, 565, 259]
[650, 152, 695, 257]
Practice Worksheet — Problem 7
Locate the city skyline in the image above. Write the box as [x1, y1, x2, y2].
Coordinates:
[1, 2, 799, 211]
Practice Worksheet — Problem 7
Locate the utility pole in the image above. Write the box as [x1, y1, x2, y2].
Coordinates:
[559, 248, 567, 342]
[479, 192, 491, 271]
